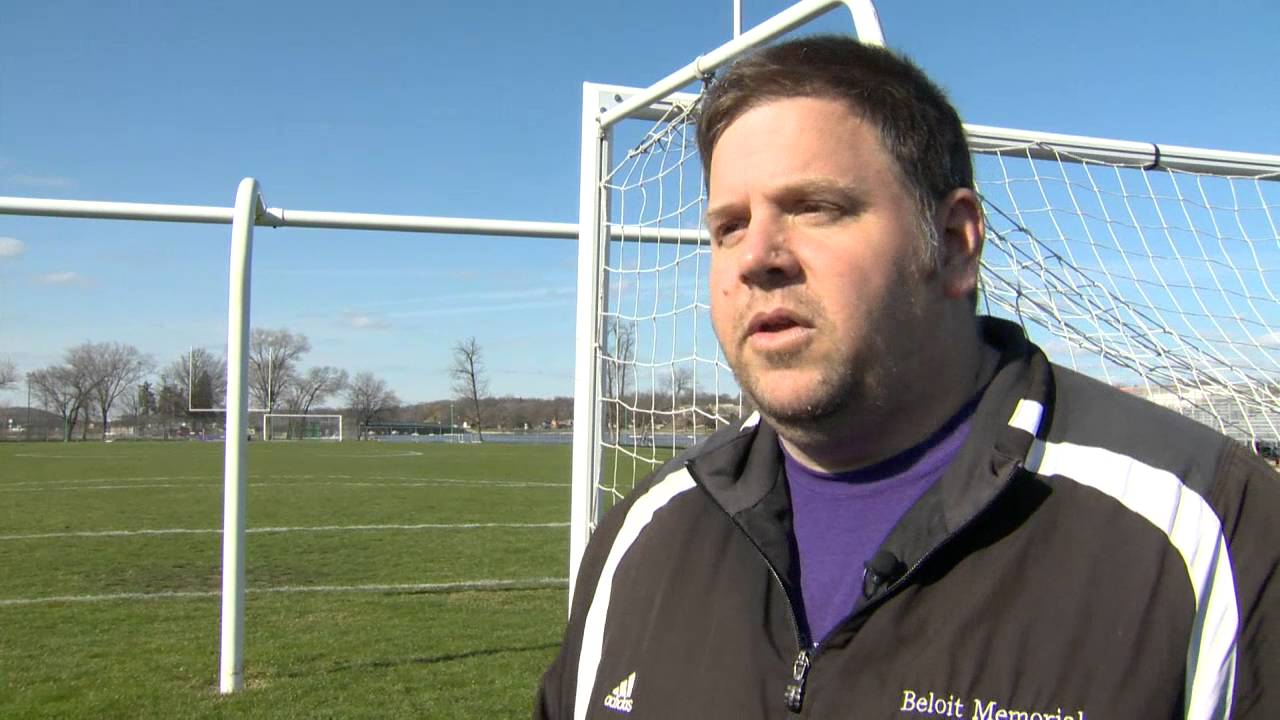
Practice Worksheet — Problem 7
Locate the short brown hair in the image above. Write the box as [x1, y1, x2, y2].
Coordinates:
[697, 35, 973, 260]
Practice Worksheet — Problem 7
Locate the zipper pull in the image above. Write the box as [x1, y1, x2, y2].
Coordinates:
[783, 648, 811, 713]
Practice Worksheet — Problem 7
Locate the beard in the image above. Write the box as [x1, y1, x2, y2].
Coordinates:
[727, 277, 929, 442]
[736, 330, 890, 437]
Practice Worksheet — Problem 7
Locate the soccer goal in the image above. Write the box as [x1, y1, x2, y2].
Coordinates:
[261, 413, 343, 442]
[569, 0, 1280, 586]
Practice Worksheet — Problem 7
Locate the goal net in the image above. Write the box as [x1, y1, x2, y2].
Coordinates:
[261, 413, 343, 441]
[971, 127, 1280, 448]
[573, 87, 1280, 548]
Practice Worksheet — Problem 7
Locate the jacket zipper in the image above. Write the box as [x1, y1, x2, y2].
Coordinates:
[683, 461, 814, 716]
[784, 648, 811, 714]
[685, 458, 1023, 716]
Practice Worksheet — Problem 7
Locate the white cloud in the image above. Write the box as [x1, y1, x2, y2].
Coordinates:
[340, 310, 390, 330]
[388, 297, 573, 319]
[0, 237, 24, 258]
[351, 284, 576, 312]
[37, 271, 86, 286]
[7, 174, 74, 189]
[1259, 331, 1280, 347]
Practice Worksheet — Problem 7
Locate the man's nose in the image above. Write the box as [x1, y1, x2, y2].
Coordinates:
[737, 214, 801, 288]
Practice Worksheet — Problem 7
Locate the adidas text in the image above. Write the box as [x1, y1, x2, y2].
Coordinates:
[604, 672, 636, 714]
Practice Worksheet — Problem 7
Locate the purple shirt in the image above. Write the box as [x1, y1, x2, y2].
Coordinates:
[784, 404, 975, 645]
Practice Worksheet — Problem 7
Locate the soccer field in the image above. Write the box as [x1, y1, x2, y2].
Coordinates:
[0, 440, 570, 718]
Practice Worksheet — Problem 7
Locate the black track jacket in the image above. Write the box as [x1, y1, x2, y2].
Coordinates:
[536, 319, 1279, 719]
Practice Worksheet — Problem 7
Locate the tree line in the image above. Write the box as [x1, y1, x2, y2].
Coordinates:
[10, 328, 400, 441]
[4, 329, 744, 442]
[4, 331, 566, 441]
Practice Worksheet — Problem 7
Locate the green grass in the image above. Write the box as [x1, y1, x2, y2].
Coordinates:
[0, 441, 571, 718]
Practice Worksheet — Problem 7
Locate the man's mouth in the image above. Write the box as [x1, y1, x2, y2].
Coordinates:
[746, 309, 813, 347]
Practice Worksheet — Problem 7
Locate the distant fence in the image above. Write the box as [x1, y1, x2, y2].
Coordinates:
[0, 417, 225, 442]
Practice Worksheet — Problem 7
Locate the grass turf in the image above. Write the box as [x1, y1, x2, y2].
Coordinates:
[0, 440, 572, 718]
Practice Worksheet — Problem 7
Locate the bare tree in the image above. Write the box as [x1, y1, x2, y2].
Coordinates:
[346, 371, 399, 439]
[123, 380, 156, 429]
[65, 344, 104, 439]
[0, 357, 17, 392]
[601, 319, 637, 436]
[285, 366, 349, 414]
[122, 381, 144, 421]
[161, 347, 227, 411]
[665, 366, 693, 408]
[450, 337, 489, 442]
[28, 364, 94, 441]
[249, 328, 310, 411]
[82, 342, 152, 440]
[602, 319, 637, 399]
[664, 366, 694, 429]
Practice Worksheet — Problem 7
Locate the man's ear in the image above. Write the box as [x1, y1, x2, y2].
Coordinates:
[934, 188, 984, 299]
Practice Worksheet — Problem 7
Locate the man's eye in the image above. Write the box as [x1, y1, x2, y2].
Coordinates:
[798, 202, 838, 217]
[713, 221, 745, 244]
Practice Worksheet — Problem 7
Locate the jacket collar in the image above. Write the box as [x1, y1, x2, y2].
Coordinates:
[684, 317, 1054, 589]
[878, 317, 1052, 569]
[686, 415, 800, 592]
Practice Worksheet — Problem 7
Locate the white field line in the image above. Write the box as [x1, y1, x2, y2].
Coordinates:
[0, 474, 569, 492]
[3, 481, 212, 486]
[4, 474, 566, 486]
[0, 470, 494, 488]
[321, 480, 566, 488]
[325, 451, 424, 457]
[268, 474, 569, 487]
[4, 473, 569, 485]
[0, 521, 569, 541]
[13, 453, 135, 459]
[0, 577, 569, 608]
[10, 450, 426, 459]
[4, 475, 215, 486]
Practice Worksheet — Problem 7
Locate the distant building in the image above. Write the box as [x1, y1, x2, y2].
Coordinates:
[1123, 383, 1279, 447]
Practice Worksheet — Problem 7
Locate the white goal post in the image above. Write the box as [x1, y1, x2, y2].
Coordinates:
[570, 0, 1280, 591]
[261, 413, 343, 442]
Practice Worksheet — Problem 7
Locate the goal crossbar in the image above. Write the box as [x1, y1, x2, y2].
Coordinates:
[966, 123, 1280, 178]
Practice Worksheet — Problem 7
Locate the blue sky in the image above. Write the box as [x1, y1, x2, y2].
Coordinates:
[1, 0, 1277, 405]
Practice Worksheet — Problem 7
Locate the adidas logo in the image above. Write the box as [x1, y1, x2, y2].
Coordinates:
[603, 671, 636, 713]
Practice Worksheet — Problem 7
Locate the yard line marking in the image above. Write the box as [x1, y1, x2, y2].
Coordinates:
[13, 453, 141, 459]
[1, 478, 569, 492]
[265, 474, 568, 487]
[0, 577, 569, 607]
[327, 480, 567, 488]
[2, 473, 568, 488]
[1, 484, 213, 492]
[4, 475, 215, 486]
[0, 521, 569, 540]
[248, 522, 568, 532]
[327, 451, 424, 457]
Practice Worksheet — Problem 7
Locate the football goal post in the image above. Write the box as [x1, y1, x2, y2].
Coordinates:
[261, 413, 343, 441]
[569, 0, 1280, 592]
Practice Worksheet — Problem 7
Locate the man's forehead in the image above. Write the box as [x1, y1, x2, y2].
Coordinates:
[705, 112, 912, 218]
[710, 94, 881, 152]
[709, 99, 890, 169]
[706, 177, 862, 215]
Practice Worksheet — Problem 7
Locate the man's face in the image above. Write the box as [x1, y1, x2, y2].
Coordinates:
[706, 96, 942, 427]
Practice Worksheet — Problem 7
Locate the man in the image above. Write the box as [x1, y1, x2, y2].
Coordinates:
[537, 35, 1277, 719]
